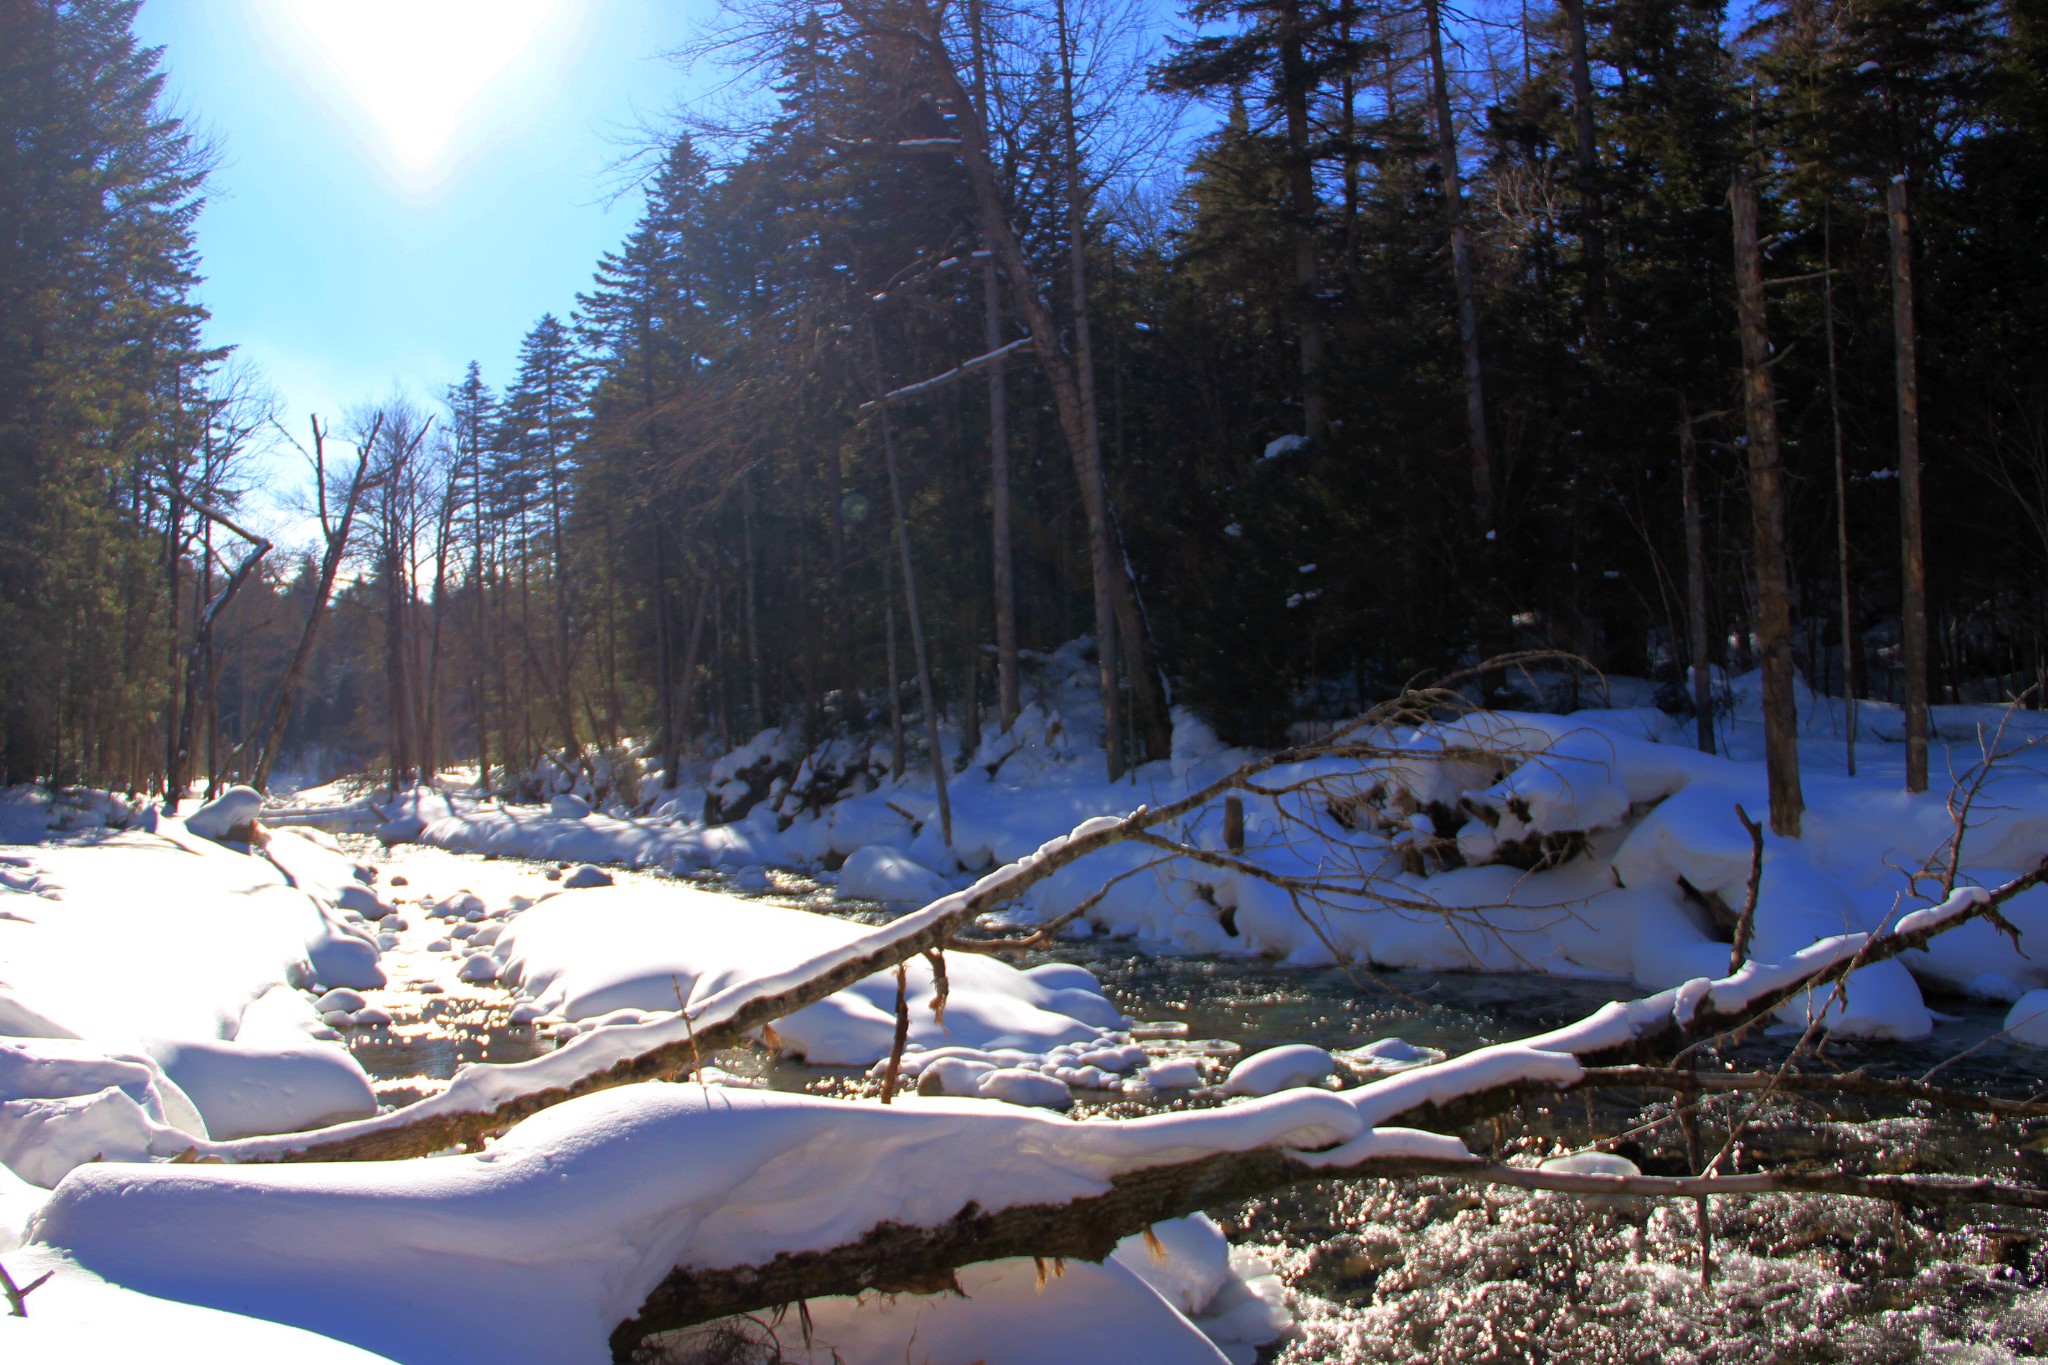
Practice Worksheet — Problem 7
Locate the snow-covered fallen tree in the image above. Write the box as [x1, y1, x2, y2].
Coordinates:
[14, 859, 2044, 1364]
[12, 671, 2048, 1363]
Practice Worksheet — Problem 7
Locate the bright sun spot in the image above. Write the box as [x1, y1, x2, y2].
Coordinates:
[279, 0, 562, 169]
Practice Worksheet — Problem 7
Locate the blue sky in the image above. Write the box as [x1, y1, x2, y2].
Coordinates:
[134, 0, 714, 527]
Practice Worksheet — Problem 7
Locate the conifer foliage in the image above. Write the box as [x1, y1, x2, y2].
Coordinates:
[5, 0, 2047, 800]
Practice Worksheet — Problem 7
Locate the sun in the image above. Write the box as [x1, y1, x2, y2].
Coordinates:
[275, 0, 564, 170]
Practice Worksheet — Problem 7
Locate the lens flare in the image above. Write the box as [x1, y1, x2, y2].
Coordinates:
[277, 0, 562, 170]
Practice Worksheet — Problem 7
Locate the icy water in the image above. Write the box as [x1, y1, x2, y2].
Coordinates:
[334, 839, 2048, 1363]
[337, 836, 2033, 1104]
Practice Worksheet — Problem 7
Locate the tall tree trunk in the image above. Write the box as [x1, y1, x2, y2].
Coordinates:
[383, 541, 414, 793]
[1050, 0, 1124, 776]
[983, 253, 1019, 732]
[1558, 0, 1606, 343]
[1823, 199, 1857, 776]
[654, 520, 676, 789]
[742, 471, 766, 732]
[1424, 0, 1494, 526]
[883, 550, 905, 782]
[1730, 171, 1803, 837]
[1888, 175, 1930, 794]
[1681, 408, 1715, 756]
[875, 379, 953, 847]
[907, 0, 1166, 777]
[969, 0, 1018, 733]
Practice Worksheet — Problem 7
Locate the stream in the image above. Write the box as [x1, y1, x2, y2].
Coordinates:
[331, 836, 2048, 1363]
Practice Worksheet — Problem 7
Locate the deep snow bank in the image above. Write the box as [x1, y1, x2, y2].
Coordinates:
[1, 814, 382, 1185]
[31, 1081, 1361, 1365]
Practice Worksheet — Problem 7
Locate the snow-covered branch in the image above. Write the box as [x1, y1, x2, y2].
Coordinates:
[855, 336, 1032, 412]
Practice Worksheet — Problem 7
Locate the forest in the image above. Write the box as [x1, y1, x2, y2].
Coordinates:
[7, 3, 2048, 1363]
[7, 0, 2045, 800]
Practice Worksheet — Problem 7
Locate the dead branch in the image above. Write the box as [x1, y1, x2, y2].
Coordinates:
[1732, 803, 1765, 971]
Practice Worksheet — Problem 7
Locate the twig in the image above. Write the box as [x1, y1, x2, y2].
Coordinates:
[925, 949, 949, 1025]
[0, 1259, 52, 1317]
[1731, 804, 1764, 972]
[879, 964, 911, 1104]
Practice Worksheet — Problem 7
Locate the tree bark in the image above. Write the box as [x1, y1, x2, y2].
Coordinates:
[873, 345, 953, 846]
[970, 0, 1019, 734]
[1681, 408, 1715, 755]
[898, 0, 1169, 777]
[1729, 171, 1803, 836]
[1889, 175, 1930, 794]
[1824, 200, 1857, 776]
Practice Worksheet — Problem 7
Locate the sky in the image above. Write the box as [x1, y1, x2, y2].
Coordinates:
[133, 0, 717, 535]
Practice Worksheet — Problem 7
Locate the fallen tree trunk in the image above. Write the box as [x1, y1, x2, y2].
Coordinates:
[612, 1144, 2048, 1358]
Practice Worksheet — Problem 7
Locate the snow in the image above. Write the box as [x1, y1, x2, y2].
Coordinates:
[0, 1036, 207, 1185]
[1220, 1044, 1337, 1096]
[183, 784, 263, 839]
[2004, 990, 2048, 1047]
[0, 822, 382, 1169]
[836, 844, 949, 905]
[493, 884, 1127, 1067]
[976, 1066, 1073, 1108]
[32, 1082, 1364, 1364]
[1539, 1150, 1642, 1178]
[0, 1246, 399, 1363]
[1337, 1037, 1446, 1073]
[559, 863, 612, 889]
[348, 655, 2048, 1049]
[141, 1033, 376, 1142]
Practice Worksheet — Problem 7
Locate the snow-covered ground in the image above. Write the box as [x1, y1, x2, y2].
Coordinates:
[367, 648, 2048, 1042]
[6, 652, 2048, 1362]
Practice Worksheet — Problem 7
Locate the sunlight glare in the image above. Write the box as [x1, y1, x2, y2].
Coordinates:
[279, 0, 563, 169]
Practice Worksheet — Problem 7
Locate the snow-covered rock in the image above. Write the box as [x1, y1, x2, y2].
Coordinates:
[975, 1067, 1073, 1109]
[0, 1037, 207, 1186]
[548, 794, 592, 820]
[836, 845, 946, 906]
[183, 785, 264, 840]
[1221, 1044, 1337, 1097]
[1336, 1037, 1446, 1074]
[2005, 991, 2048, 1048]
[142, 1034, 376, 1142]
[560, 864, 612, 889]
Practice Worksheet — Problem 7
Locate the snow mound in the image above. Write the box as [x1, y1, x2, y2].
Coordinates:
[183, 785, 263, 840]
[836, 845, 948, 906]
[1221, 1044, 1337, 1097]
[0, 1036, 206, 1186]
[2005, 990, 2048, 1048]
[1337, 1038, 1446, 1074]
[976, 1067, 1072, 1109]
[494, 885, 1129, 1067]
